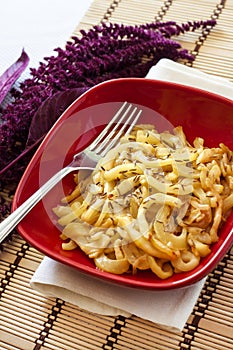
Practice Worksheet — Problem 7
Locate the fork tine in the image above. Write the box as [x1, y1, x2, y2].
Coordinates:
[101, 108, 142, 154]
[120, 107, 142, 136]
[89, 101, 130, 151]
[92, 103, 134, 152]
[95, 107, 142, 156]
[102, 105, 136, 146]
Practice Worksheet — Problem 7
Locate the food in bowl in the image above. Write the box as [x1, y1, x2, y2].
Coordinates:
[53, 123, 233, 279]
[12, 77, 233, 289]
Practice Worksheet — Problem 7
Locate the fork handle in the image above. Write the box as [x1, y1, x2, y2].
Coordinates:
[0, 166, 94, 244]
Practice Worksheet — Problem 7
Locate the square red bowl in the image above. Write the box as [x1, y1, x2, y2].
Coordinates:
[12, 78, 233, 290]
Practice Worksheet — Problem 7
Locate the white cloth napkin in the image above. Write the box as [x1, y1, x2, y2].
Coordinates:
[30, 58, 233, 332]
[147, 58, 233, 99]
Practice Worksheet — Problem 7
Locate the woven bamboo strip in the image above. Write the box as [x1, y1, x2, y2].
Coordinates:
[115, 0, 163, 12]
[50, 322, 109, 344]
[19, 258, 41, 272]
[0, 343, 20, 350]
[61, 303, 114, 328]
[1, 293, 53, 320]
[117, 327, 179, 349]
[0, 322, 39, 343]
[114, 342, 172, 350]
[114, 338, 157, 350]
[26, 246, 44, 260]
[207, 25, 233, 39]
[217, 280, 233, 292]
[3, 267, 56, 309]
[205, 307, 232, 325]
[1, 236, 28, 259]
[215, 282, 233, 297]
[0, 298, 46, 324]
[212, 276, 233, 291]
[2, 237, 23, 248]
[117, 318, 182, 350]
[0, 283, 52, 338]
[193, 327, 233, 350]
[203, 38, 233, 51]
[106, 1, 162, 24]
[19, 255, 41, 272]
[208, 287, 233, 302]
[6, 233, 26, 246]
[194, 52, 233, 68]
[165, 9, 214, 21]
[206, 294, 232, 310]
[198, 324, 233, 343]
[55, 312, 113, 337]
[116, 332, 179, 350]
[10, 264, 34, 279]
[1, 262, 11, 275]
[1, 279, 54, 307]
[194, 51, 233, 71]
[43, 329, 105, 350]
[3, 283, 54, 307]
[39, 303, 115, 349]
[0, 309, 43, 338]
[211, 295, 232, 308]
[199, 317, 233, 340]
[50, 324, 108, 346]
[0, 331, 34, 350]
[204, 313, 233, 328]
[191, 342, 228, 350]
[20, 250, 43, 274]
[0, 252, 16, 264]
[207, 302, 233, 316]
[125, 317, 182, 338]
[223, 266, 233, 275]
[2, 241, 24, 255]
[191, 1, 233, 79]
[42, 340, 98, 350]
[100, 0, 159, 24]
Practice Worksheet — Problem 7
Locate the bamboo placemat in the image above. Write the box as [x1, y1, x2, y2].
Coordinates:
[1, 0, 233, 349]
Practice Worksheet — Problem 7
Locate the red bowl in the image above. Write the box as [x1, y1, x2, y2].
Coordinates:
[12, 78, 233, 289]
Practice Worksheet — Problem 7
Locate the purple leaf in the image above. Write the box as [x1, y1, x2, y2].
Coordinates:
[0, 49, 29, 104]
[0, 138, 42, 177]
[26, 86, 89, 146]
[0, 87, 89, 179]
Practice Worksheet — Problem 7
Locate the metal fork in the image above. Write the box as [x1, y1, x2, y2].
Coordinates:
[0, 102, 142, 243]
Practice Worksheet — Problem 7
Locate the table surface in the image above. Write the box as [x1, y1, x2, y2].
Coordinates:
[1, 1, 233, 349]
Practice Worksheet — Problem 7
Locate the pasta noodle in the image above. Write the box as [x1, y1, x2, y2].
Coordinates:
[53, 124, 233, 279]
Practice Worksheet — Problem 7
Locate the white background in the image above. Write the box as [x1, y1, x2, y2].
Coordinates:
[0, 0, 93, 76]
